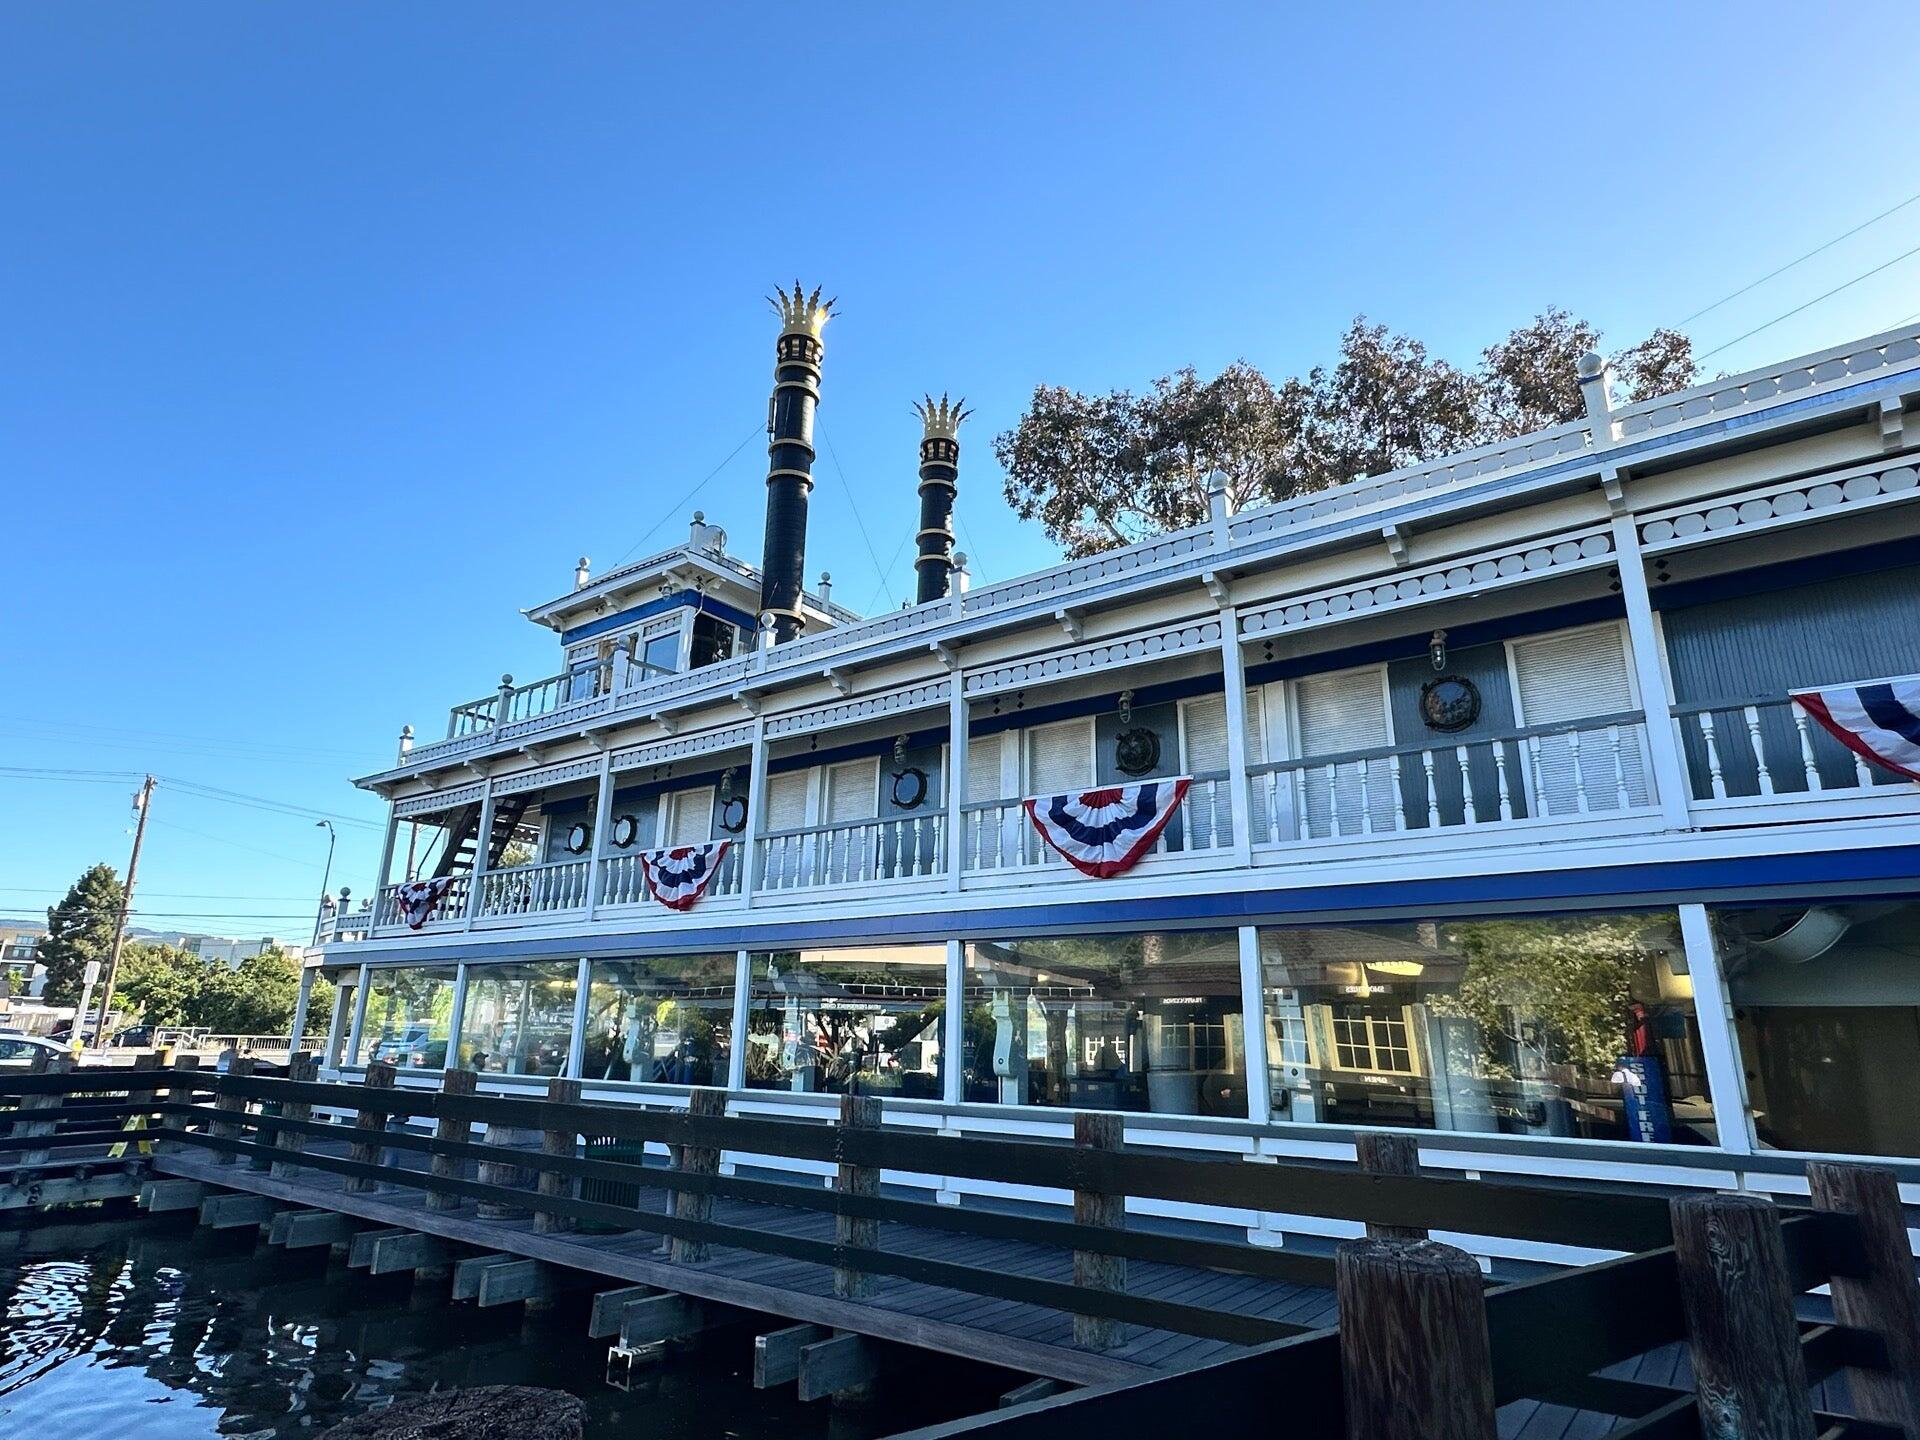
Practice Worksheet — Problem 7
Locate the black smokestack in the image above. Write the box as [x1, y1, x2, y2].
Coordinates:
[912, 394, 968, 605]
[759, 282, 833, 643]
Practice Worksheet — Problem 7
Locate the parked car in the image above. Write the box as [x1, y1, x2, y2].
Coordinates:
[369, 1024, 446, 1068]
[111, 1025, 155, 1048]
[0, 1034, 75, 1068]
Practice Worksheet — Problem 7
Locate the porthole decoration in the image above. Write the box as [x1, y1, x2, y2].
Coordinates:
[1419, 675, 1482, 733]
[564, 821, 592, 855]
[610, 814, 639, 849]
[890, 766, 929, 810]
[719, 795, 748, 834]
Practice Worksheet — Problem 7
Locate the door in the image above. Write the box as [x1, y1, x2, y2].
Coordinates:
[1292, 666, 1395, 836]
[1508, 623, 1649, 816]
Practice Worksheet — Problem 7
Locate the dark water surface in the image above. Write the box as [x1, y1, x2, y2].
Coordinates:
[0, 1211, 1007, 1439]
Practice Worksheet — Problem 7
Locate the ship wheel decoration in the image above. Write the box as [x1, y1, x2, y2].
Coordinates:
[1113, 690, 1162, 777]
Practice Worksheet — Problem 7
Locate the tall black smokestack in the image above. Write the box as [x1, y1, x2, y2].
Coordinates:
[759, 283, 833, 643]
[912, 394, 969, 605]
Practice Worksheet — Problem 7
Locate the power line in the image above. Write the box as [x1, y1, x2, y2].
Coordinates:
[159, 776, 381, 830]
[1680, 188, 1920, 326]
[610, 422, 764, 569]
[1696, 238, 1920, 363]
[819, 424, 898, 611]
[0, 887, 316, 901]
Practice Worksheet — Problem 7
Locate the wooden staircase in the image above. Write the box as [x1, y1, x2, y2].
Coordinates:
[432, 794, 532, 878]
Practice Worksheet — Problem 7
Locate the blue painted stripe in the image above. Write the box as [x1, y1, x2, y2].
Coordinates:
[560, 591, 759, 646]
[341, 844, 1920, 968]
[1858, 684, 1920, 750]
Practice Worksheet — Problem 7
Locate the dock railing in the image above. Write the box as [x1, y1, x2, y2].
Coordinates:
[6, 1063, 1919, 1438]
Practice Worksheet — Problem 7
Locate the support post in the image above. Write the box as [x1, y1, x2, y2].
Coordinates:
[428, 1068, 477, 1212]
[476, 1106, 539, 1221]
[288, 967, 315, 1057]
[1806, 1162, 1920, 1437]
[566, 957, 591, 1079]
[1610, 507, 1694, 830]
[727, 950, 751, 1091]
[1236, 926, 1270, 1125]
[946, 672, 967, 890]
[1217, 601, 1255, 865]
[213, 1054, 255, 1166]
[1677, 903, 1754, 1156]
[942, 939, 964, 1107]
[373, 805, 400, 905]
[834, 1094, 882, 1299]
[161, 1054, 202, 1150]
[1356, 1132, 1427, 1241]
[1669, 1192, 1817, 1440]
[535, 1076, 582, 1235]
[444, 964, 470, 1069]
[1071, 1111, 1126, 1351]
[270, 1052, 318, 1179]
[345, 964, 370, 1066]
[12, 1052, 74, 1168]
[344, 1061, 396, 1194]
[739, 715, 769, 906]
[1336, 1237, 1499, 1440]
[668, 1087, 727, 1263]
[464, 777, 497, 923]
[583, 753, 615, 917]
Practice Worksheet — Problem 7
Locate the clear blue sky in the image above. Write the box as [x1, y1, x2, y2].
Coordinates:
[5, 3, 1919, 937]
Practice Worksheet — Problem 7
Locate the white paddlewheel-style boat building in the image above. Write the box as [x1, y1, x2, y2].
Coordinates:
[305, 294, 1920, 1258]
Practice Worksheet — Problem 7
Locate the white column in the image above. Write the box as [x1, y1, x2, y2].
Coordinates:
[1611, 511, 1693, 830]
[943, 938, 965, 1105]
[345, 964, 371, 1067]
[584, 753, 616, 917]
[1218, 603, 1254, 865]
[1237, 926, 1271, 1124]
[566, 956, 593, 1079]
[374, 806, 401, 894]
[464, 778, 498, 923]
[946, 673, 967, 891]
[739, 715, 769, 906]
[324, 980, 350, 1068]
[727, 948, 751, 1090]
[288, 966, 316, 1056]
[1676, 902, 1753, 1157]
[445, 963, 471, 1070]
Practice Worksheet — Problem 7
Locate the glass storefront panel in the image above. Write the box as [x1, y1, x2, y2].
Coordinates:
[745, 946, 947, 1098]
[353, 966, 456, 1069]
[582, 954, 736, 1086]
[457, 961, 578, 1076]
[1715, 899, 1920, 1159]
[1258, 911, 1712, 1143]
[962, 931, 1246, 1117]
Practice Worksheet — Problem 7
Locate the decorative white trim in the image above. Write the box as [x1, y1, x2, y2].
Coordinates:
[1638, 454, 1920, 553]
[395, 782, 485, 819]
[610, 722, 754, 774]
[963, 619, 1223, 699]
[493, 757, 600, 797]
[764, 679, 951, 739]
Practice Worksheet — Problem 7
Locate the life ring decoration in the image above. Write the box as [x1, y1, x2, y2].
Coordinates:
[610, 814, 640, 849]
[564, 822, 592, 855]
[889, 766, 929, 810]
[719, 794, 748, 834]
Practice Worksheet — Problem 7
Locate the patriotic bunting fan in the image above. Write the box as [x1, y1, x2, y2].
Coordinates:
[640, 841, 733, 911]
[395, 875, 455, 930]
[1791, 676, 1920, 783]
[1023, 778, 1192, 879]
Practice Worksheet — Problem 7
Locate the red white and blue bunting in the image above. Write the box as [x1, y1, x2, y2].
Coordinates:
[1792, 675, 1920, 783]
[395, 876, 455, 930]
[639, 841, 732, 911]
[1023, 778, 1192, 879]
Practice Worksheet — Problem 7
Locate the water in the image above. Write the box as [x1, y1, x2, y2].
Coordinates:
[0, 1211, 1005, 1439]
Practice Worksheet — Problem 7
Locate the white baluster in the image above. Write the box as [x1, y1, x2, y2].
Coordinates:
[1568, 729, 1590, 814]
[1698, 712, 1727, 800]
[1456, 745, 1477, 825]
[1790, 708, 1823, 792]
[1420, 750, 1440, 829]
[1853, 753, 1874, 790]
[1291, 768, 1310, 842]
[1744, 706, 1774, 796]
[1326, 763, 1342, 837]
[1609, 725, 1631, 810]
[1492, 743, 1513, 821]
[1357, 762, 1374, 835]
[1387, 754, 1406, 832]
[1525, 734, 1547, 816]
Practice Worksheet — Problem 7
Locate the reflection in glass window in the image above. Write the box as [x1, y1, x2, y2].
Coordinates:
[1258, 913, 1712, 1143]
[746, 946, 947, 1098]
[962, 931, 1246, 1117]
[1715, 899, 1920, 1159]
[583, 954, 736, 1086]
[457, 962, 578, 1076]
[355, 966, 456, 1069]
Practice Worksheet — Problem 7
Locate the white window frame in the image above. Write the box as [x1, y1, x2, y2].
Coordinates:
[1502, 618, 1643, 729]
[1021, 716, 1096, 794]
[659, 784, 717, 846]
[823, 756, 881, 825]
[1284, 661, 1395, 761]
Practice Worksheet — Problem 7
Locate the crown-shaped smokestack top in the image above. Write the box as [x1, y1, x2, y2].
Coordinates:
[914, 393, 971, 442]
[769, 282, 835, 340]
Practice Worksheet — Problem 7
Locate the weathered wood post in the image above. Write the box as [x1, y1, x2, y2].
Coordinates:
[161, 1054, 202, 1150]
[270, 1053, 319, 1180]
[125, 1052, 161, 1153]
[668, 1087, 727, 1263]
[833, 1093, 882, 1299]
[213, 1054, 255, 1166]
[535, 1076, 582, 1235]
[427, 1068, 477, 1212]
[344, 1061, 396, 1194]
[1807, 1162, 1920, 1437]
[475, 1093, 540, 1220]
[1337, 1236, 1498, 1440]
[1072, 1111, 1126, 1351]
[14, 1050, 74, 1170]
[1669, 1193, 1818, 1440]
[1356, 1132, 1427, 1240]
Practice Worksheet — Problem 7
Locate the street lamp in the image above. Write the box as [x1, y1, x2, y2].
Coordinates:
[313, 820, 337, 943]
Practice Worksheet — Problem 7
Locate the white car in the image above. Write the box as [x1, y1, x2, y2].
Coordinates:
[0, 1033, 76, 1068]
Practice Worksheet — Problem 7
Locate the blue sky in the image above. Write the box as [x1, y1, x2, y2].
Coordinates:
[5, 3, 1919, 937]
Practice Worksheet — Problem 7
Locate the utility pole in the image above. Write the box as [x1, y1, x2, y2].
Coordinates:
[93, 775, 155, 1047]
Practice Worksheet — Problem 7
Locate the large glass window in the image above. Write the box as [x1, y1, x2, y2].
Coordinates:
[582, 954, 736, 1087]
[962, 931, 1246, 1117]
[745, 946, 947, 1098]
[1715, 899, 1920, 1159]
[354, 966, 456, 1069]
[1258, 911, 1712, 1143]
[457, 961, 578, 1076]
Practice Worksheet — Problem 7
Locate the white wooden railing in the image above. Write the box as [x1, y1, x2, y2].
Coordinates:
[473, 857, 592, 918]
[1674, 694, 1903, 804]
[1248, 714, 1653, 845]
[445, 659, 679, 738]
[756, 813, 948, 891]
[959, 773, 1235, 874]
[598, 845, 745, 906]
[373, 873, 472, 929]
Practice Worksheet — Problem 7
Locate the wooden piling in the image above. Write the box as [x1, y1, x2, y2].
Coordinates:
[1669, 1192, 1817, 1440]
[535, 1076, 581, 1235]
[475, 1093, 539, 1220]
[344, 1061, 396, 1195]
[270, 1053, 318, 1180]
[1806, 1162, 1920, 1438]
[427, 1068, 476, 1212]
[834, 1094, 882, 1299]
[212, 1054, 255, 1166]
[13, 1051, 73, 1169]
[668, 1087, 726, 1264]
[162, 1054, 201, 1149]
[1336, 1237, 1498, 1440]
[1071, 1110, 1126, 1351]
[1356, 1132, 1426, 1240]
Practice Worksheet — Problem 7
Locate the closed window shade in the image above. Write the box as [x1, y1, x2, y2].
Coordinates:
[825, 759, 878, 823]
[966, 732, 1006, 804]
[1026, 720, 1092, 794]
[663, 788, 712, 846]
[1181, 694, 1267, 846]
[1293, 669, 1395, 836]
[1510, 624, 1649, 815]
[766, 772, 809, 832]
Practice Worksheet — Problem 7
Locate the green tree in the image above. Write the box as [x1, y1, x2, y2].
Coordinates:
[194, 948, 313, 1035]
[38, 863, 125, 1004]
[116, 942, 206, 1028]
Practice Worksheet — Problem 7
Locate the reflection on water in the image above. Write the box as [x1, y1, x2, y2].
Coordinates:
[0, 1213, 996, 1439]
